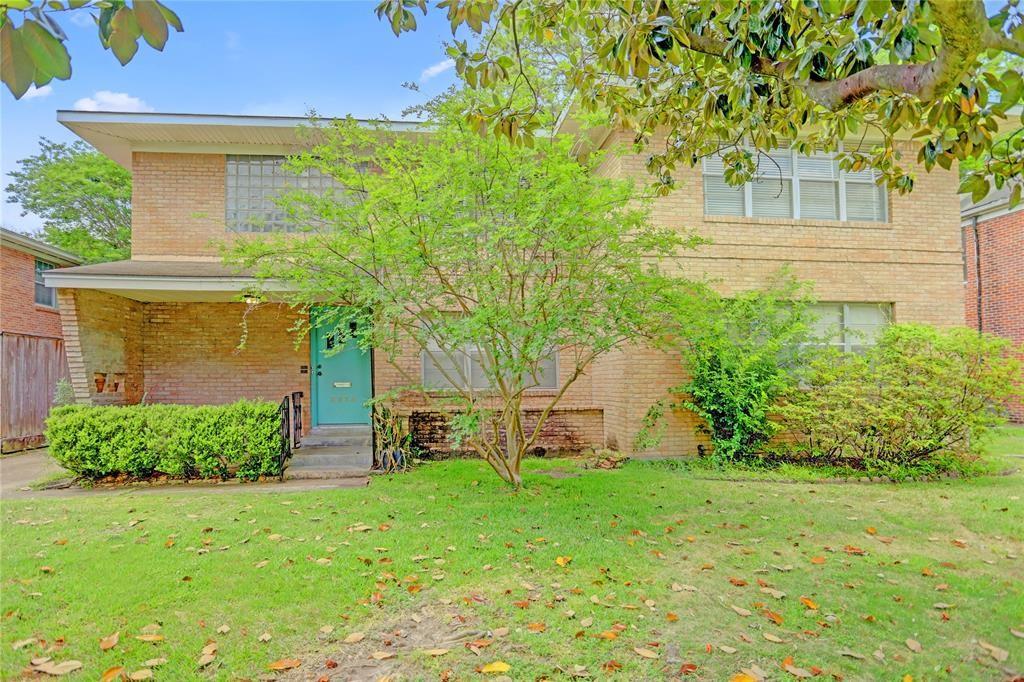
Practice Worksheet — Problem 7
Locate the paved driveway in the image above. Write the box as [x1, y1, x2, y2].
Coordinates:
[0, 449, 66, 498]
[0, 449, 367, 499]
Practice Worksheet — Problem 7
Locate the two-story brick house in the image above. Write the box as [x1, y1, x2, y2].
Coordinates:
[1, 227, 81, 452]
[43, 110, 965, 461]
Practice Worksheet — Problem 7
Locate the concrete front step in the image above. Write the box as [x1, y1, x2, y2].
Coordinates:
[284, 444, 371, 480]
[302, 425, 372, 448]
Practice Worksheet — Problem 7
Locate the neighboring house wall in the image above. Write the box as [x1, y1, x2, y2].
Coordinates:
[1, 239, 78, 451]
[962, 207, 1024, 422]
[1, 244, 64, 338]
[592, 132, 965, 454]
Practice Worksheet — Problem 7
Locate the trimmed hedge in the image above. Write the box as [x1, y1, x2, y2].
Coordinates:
[46, 400, 285, 481]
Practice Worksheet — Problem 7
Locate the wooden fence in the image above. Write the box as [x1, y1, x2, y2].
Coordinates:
[0, 333, 70, 453]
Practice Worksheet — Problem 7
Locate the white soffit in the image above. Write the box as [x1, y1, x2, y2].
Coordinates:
[57, 110, 425, 169]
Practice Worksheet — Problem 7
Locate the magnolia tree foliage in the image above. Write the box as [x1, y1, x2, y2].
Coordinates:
[377, 0, 1024, 203]
[1, 0, 182, 99]
[230, 106, 698, 487]
[6, 139, 131, 262]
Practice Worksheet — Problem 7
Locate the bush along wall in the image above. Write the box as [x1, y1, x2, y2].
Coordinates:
[46, 400, 285, 481]
[774, 324, 1022, 479]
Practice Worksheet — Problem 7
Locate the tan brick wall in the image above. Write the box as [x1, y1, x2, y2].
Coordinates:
[58, 297, 313, 428]
[58, 288, 143, 405]
[131, 152, 227, 258]
[120, 133, 965, 455]
[1, 245, 65, 338]
[142, 302, 311, 429]
[374, 339, 606, 453]
[592, 132, 966, 455]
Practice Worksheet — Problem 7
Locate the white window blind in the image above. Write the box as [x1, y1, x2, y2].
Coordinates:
[810, 302, 892, 352]
[423, 341, 558, 391]
[703, 145, 887, 222]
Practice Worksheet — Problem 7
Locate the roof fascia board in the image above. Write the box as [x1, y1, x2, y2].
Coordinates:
[0, 229, 82, 266]
[42, 271, 292, 292]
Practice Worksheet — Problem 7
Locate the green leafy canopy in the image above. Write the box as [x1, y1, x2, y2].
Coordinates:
[1, 0, 182, 98]
[377, 0, 1024, 204]
[230, 96, 702, 487]
[5, 138, 132, 262]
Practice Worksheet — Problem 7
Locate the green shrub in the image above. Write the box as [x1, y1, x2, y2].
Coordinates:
[45, 400, 285, 481]
[775, 324, 1022, 477]
[637, 276, 815, 463]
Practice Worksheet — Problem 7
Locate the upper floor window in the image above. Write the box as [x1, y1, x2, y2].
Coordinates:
[810, 302, 892, 352]
[226, 155, 345, 233]
[34, 260, 56, 307]
[703, 145, 888, 223]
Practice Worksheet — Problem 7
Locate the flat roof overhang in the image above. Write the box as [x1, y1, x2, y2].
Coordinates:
[57, 110, 426, 169]
[42, 259, 292, 302]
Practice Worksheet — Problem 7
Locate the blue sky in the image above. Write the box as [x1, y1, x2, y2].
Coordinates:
[1, 1, 462, 232]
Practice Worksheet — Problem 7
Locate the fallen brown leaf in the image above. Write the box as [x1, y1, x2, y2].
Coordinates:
[268, 658, 302, 670]
[99, 631, 120, 651]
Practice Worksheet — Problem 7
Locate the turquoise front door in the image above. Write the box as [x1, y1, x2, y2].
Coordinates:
[311, 318, 372, 425]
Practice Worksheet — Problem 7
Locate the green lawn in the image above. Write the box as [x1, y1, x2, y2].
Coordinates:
[2, 428, 1022, 680]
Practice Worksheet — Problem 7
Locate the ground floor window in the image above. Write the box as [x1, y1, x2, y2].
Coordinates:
[422, 342, 558, 391]
[810, 302, 892, 352]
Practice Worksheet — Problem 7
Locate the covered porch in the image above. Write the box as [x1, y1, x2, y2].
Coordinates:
[44, 260, 374, 478]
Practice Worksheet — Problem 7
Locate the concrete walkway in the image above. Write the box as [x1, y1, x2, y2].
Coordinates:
[0, 449, 369, 500]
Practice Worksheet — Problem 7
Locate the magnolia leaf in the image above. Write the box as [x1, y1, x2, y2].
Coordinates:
[1, 23, 35, 98]
[132, 0, 168, 50]
[107, 7, 141, 65]
[19, 19, 71, 81]
[99, 631, 120, 651]
[32, 659, 83, 676]
[101, 666, 125, 682]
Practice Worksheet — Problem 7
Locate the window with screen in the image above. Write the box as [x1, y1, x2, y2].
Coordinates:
[810, 302, 893, 352]
[34, 260, 55, 307]
[703, 145, 888, 223]
[422, 340, 558, 391]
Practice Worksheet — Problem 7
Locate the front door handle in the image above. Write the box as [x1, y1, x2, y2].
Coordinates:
[316, 371, 322, 376]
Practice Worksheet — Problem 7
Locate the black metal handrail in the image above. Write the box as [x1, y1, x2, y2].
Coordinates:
[290, 391, 303, 450]
[278, 394, 292, 479]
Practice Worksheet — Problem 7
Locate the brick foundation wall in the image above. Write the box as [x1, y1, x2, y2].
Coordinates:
[409, 407, 605, 458]
[1, 245, 65, 338]
[963, 209, 1024, 421]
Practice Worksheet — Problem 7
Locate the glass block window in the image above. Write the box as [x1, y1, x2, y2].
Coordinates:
[423, 340, 558, 391]
[34, 260, 55, 307]
[810, 302, 892, 352]
[703, 145, 888, 223]
[226, 155, 345, 233]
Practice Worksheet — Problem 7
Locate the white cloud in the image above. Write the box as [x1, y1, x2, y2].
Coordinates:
[73, 90, 154, 113]
[69, 11, 95, 28]
[22, 84, 53, 100]
[419, 58, 455, 83]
